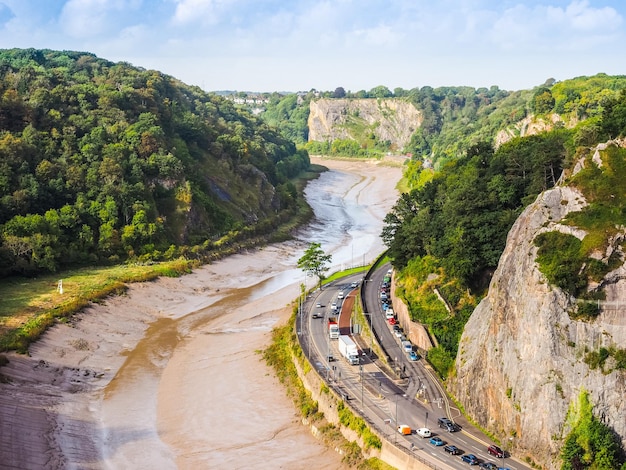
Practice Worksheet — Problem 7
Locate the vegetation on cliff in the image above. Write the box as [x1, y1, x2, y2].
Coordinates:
[561, 390, 626, 470]
[382, 76, 626, 379]
[0, 48, 310, 279]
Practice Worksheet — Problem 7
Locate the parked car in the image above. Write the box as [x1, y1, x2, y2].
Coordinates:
[429, 437, 444, 446]
[394, 329, 404, 338]
[402, 340, 413, 353]
[388, 317, 397, 325]
[380, 292, 388, 300]
[487, 445, 504, 458]
[409, 351, 419, 361]
[461, 454, 480, 465]
[415, 428, 431, 438]
[444, 444, 460, 455]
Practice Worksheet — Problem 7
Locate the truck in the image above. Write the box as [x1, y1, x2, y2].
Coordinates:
[338, 335, 360, 365]
[328, 317, 339, 339]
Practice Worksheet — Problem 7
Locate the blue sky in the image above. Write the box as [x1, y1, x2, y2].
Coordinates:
[0, 0, 624, 92]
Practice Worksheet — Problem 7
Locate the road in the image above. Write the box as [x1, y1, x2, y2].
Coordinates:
[298, 267, 529, 470]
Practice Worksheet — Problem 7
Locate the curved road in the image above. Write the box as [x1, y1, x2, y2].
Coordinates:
[299, 267, 530, 470]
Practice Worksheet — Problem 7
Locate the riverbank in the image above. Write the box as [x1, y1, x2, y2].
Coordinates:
[0, 157, 403, 469]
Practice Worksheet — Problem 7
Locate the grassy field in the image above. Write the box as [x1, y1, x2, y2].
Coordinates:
[0, 166, 325, 354]
[0, 260, 194, 353]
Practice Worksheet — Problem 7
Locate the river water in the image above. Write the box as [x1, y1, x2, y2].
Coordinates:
[95, 157, 403, 469]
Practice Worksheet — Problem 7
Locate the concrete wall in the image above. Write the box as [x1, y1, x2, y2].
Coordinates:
[390, 274, 437, 351]
[293, 355, 439, 469]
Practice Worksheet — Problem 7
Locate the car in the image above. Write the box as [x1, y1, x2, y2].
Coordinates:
[479, 463, 498, 470]
[315, 301, 324, 308]
[461, 454, 480, 465]
[350, 281, 358, 288]
[429, 437, 444, 446]
[402, 340, 413, 353]
[388, 317, 397, 325]
[415, 427, 431, 438]
[409, 351, 419, 361]
[397, 424, 411, 435]
[381, 302, 389, 310]
[311, 312, 322, 319]
[380, 292, 388, 300]
[487, 445, 504, 458]
[438, 417, 459, 432]
[337, 291, 344, 300]
[394, 329, 403, 338]
[331, 302, 338, 311]
[444, 444, 460, 455]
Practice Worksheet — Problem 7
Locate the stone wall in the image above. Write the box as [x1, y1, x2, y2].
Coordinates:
[293, 353, 439, 469]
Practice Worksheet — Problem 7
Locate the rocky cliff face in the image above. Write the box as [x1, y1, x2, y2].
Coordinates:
[308, 98, 422, 150]
[449, 143, 626, 469]
[494, 113, 579, 148]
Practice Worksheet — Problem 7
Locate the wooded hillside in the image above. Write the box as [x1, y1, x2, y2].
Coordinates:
[0, 49, 310, 278]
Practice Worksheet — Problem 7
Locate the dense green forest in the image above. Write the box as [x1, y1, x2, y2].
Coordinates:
[0, 48, 310, 278]
[381, 87, 626, 379]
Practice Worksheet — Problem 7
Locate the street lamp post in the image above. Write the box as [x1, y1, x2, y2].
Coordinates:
[360, 363, 364, 411]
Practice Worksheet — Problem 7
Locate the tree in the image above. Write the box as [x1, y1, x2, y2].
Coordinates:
[332, 87, 346, 98]
[297, 242, 332, 290]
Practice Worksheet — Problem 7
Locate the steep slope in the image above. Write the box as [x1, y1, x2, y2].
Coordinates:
[307, 98, 422, 150]
[0, 49, 310, 277]
[449, 141, 626, 469]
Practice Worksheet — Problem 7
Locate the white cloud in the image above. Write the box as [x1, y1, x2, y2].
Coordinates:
[171, 0, 236, 26]
[59, 0, 141, 38]
[547, 0, 622, 32]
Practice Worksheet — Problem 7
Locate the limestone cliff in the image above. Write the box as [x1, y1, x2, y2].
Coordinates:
[449, 142, 626, 469]
[494, 113, 579, 148]
[307, 98, 421, 150]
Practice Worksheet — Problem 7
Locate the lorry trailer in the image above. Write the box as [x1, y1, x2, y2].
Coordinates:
[338, 335, 360, 365]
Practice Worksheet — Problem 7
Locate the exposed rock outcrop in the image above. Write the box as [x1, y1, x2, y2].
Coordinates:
[495, 113, 579, 148]
[449, 145, 626, 469]
[308, 98, 422, 150]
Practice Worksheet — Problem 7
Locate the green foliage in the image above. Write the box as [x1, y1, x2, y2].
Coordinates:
[337, 401, 382, 450]
[534, 232, 587, 296]
[426, 345, 455, 379]
[0, 48, 311, 279]
[534, 145, 626, 299]
[561, 390, 625, 470]
[260, 92, 312, 144]
[262, 313, 320, 419]
[583, 346, 626, 373]
[384, 133, 569, 283]
[297, 242, 332, 289]
[531, 87, 555, 114]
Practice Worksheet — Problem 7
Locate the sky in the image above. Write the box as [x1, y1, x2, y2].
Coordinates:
[0, 0, 624, 93]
